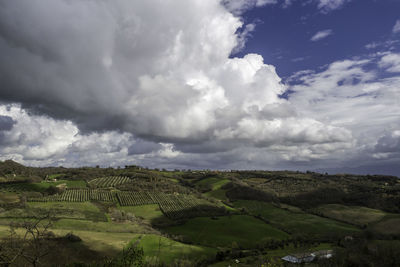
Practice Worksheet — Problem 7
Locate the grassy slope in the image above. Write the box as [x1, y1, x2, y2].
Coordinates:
[117, 204, 174, 226]
[0, 192, 19, 203]
[0, 202, 107, 222]
[372, 215, 400, 235]
[118, 204, 163, 221]
[234, 200, 360, 239]
[164, 215, 289, 248]
[0, 225, 214, 264]
[139, 234, 216, 264]
[197, 177, 230, 190]
[314, 203, 400, 235]
[0, 180, 87, 192]
[315, 204, 388, 226]
[204, 189, 228, 201]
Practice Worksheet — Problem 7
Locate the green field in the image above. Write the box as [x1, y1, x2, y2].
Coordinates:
[0, 192, 19, 203]
[234, 200, 360, 239]
[139, 234, 216, 264]
[117, 204, 174, 226]
[118, 204, 163, 221]
[372, 215, 400, 235]
[204, 188, 228, 201]
[0, 224, 215, 265]
[164, 215, 289, 248]
[315, 204, 388, 226]
[0, 201, 107, 222]
[196, 178, 230, 190]
[0, 180, 87, 192]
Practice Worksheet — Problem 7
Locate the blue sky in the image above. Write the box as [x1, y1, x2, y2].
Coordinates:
[237, 0, 400, 79]
[0, 0, 399, 176]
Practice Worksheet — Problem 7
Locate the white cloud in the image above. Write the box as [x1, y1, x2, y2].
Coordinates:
[0, 0, 350, 168]
[311, 29, 333, 41]
[317, 0, 351, 13]
[289, 54, 400, 171]
[379, 53, 400, 73]
[393, 19, 400, 33]
[222, 0, 278, 14]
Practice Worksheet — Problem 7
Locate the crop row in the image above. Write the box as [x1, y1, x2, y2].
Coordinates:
[28, 189, 226, 220]
[89, 176, 132, 188]
[27, 189, 116, 202]
[116, 191, 156, 206]
[116, 192, 226, 219]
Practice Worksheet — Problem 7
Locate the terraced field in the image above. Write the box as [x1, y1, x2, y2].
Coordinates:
[27, 189, 226, 220]
[117, 191, 226, 220]
[89, 176, 132, 188]
[27, 189, 116, 202]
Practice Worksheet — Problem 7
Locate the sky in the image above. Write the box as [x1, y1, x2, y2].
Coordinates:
[0, 0, 399, 176]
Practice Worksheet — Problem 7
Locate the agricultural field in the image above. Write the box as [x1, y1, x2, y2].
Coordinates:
[371, 215, 400, 235]
[27, 189, 116, 202]
[89, 176, 132, 188]
[117, 191, 226, 220]
[27, 189, 226, 220]
[314, 204, 388, 226]
[0, 201, 108, 222]
[164, 215, 290, 248]
[0, 160, 399, 266]
[116, 191, 155, 206]
[233, 200, 360, 240]
[0, 180, 87, 193]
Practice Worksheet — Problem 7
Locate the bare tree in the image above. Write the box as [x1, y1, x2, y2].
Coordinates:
[0, 212, 55, 266]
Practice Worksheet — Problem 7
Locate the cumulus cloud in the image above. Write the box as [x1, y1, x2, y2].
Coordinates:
[289, 54, 400, 173]
[0, 0, 349, 164]
[310, 29, 333, 41]
[393, 19, 400, 33]
[222, 0, 278, 14]
[0, 0, 399, 174]
[317, 0, 351, 13]
[379, 53, 400, 73]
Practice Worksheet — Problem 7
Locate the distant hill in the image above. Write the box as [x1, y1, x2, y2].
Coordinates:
[0, 159, 28, 176]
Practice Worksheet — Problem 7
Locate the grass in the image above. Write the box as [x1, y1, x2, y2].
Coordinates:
[0, 192, 19, 203]
[118, 204, 163, 221]
[138, 234, 216, 264]
[314, 204, 387, 226]
[0, 225, 215, 264]
[48, 173, 64, 179]
[0, 180, 87, 192]
[0, 202, 107, 222]
[204, 189, 228, 201]
[372, 215, 400, 235]
[27, 201, 100, 213]
[52, 218, 155, 234]
[164, 215, 289, 248]
[196, 178, 230, 190]
[234, 200, 360, 239]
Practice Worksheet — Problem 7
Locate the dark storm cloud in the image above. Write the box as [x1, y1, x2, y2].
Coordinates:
[0, 115, 15, 131]
[128, 139, 163, 155]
